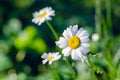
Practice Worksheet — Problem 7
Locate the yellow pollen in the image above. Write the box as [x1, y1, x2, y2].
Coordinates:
[38, 12, 47, 18]
[68, 36, 80, 49]
[47, 56, 54, 61]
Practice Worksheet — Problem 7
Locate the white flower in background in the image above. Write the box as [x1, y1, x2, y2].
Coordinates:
[32, 7, 55, 25]
[56, 25, 90, 61]
[92, 33, 100, 42]
[41, 52, 61, 64]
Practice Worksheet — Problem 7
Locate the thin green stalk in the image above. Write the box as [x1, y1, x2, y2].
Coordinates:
[106, 45, 116, 80]
[105, 0, 112, 30]
[45, 21, 59, 40]
[86, 55, 96, 80]
[50, 64, 60, 80]
[94, 0, 102, 35]
[65, 57, 76, 80]
[101, 15, 108, 37]
[104, 0, 116, 78]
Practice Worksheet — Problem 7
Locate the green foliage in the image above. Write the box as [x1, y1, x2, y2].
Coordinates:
[14, 26, 37, 49]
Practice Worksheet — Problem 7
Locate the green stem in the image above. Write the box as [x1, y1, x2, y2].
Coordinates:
[94, 0, 102, 35]
[50, 64, 60, 80]
[65, 57, 76, 80]
[105, 0, 112, 30]
[46, 21, 59, 40]
[101, 15, 108, 37]
[86, 55, 96, 80]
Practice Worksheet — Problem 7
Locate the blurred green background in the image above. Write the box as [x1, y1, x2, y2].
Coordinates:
[0, 0, 120, 80]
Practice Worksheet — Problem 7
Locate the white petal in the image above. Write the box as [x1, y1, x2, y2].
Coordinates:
[38, 22, 42, 25]
[80, 36, 89, 43]
[79, 30, 88, 37]
[62, 47, 72, 56]
[32, 18, 36, 22]
[68, 27, 73, 37]
[71, 25, 78, 35]
[48, 53, 52, 56]
[41, 53, 48, 59]
[72, 25, 78, 31]
[59, 37, 68, 44]
[55, 41, 59, 45]
[78, 30, 89, 37]
[80, 55, 87, 62]
[71, 50, 79, 60]
[80, 38, 89, 43]
[54, 55, 61, 60]
[80, 35, 89, 40]
[56, 41, 66, 48]
[54, 52, 61, 57]
[76, 28, 84, 36]
[35, 18, 40, 24]
[74, 49, 87, 62]
[55, 37, 68, 48]
[54, 52, 59, 56]
[76, 50, 83, 58]
[81, 43, 90, 47]
[46, 16, 51, 20]
[42, 59, 48, 64]
[79, 46, 90, 54]
[48, 10, 54, 14]
[62, 29, 71, 39]
[59, 44, 67, 48]
[49, 61, 53, 64]
[33, 12, 39, 17]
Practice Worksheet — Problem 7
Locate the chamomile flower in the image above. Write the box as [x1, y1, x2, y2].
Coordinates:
[32, 7, 55, 25]
[56, 25, 90, 61]
[41, 52, 61, 64]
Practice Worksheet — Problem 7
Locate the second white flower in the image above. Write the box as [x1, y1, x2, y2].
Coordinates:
[56, 25, 90, 61]
[32, 7, 55, 26]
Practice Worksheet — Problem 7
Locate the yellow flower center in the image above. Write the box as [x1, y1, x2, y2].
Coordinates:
[47, 56, 54, 61]
[68, 36, 80, 49]
[38, 12, 47, 18]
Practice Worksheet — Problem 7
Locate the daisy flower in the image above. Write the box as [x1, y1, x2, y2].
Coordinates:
[56, 25, 90, 61]
[32, 7, 55, 25]
[41, 52, 61, 64]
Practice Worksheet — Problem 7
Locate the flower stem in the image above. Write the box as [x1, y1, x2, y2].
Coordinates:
[50, 64, 60, 80]
[65, 57, 77, 80]
[105, 0, 112, 30]
[46, 21, 59, 40]
[86, 55, 96, 80]
[94, 0, 102, 35]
